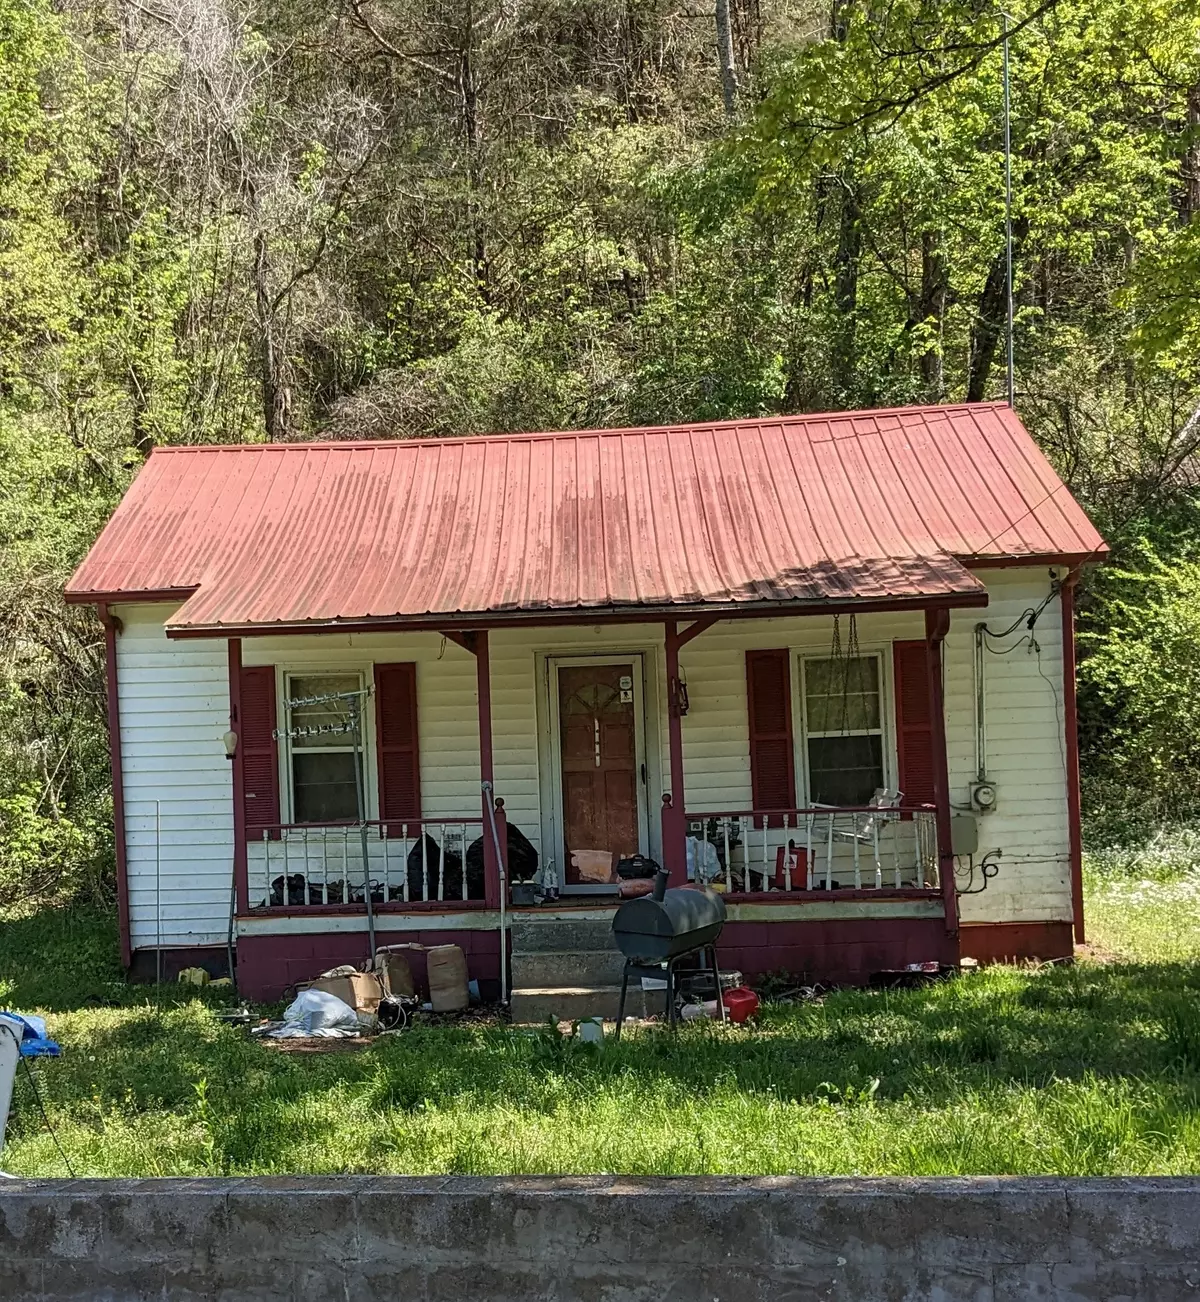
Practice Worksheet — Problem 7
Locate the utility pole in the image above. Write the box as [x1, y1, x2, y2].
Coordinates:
[1002, 11, 1015, 407]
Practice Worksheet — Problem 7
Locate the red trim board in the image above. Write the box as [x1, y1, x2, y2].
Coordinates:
[99, 603, 132, 969]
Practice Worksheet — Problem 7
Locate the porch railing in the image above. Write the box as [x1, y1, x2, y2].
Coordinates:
[248, 818, 486, 910]
[681, 805, 939, 894]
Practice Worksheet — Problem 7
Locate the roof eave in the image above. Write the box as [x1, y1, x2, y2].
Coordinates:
[163, 588, 990, 640]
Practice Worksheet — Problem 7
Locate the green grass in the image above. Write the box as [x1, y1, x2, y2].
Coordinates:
[2, 869, 1199, 1178]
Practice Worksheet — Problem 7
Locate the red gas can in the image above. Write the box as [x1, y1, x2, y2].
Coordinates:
[721, 986, 760, 1024]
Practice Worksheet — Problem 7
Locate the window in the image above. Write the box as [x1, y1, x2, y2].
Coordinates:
[285, 673, 365, 823]
[801, 655, 885, 806]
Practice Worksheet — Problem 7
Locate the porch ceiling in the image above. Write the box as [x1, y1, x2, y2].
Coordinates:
[65, 401, 1102, 633]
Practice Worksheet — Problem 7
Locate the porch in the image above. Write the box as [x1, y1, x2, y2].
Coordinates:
[228, 606, 963, 1005]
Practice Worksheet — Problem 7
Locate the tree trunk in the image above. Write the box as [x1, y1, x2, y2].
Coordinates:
[966, 252, 1006, 403]
[833, 176, 861, 397]
[918, 230, 947, 399]
[460, 2, 488, 300]
[1184, 80, 1200, 221]
[254, 232, 291, 441]
[716, 0, 738, 116]
[967, 218, 1026, 403]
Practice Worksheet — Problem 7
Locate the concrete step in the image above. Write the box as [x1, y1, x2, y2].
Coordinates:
[510, 948, 627, 990]
[510, 985, 625, 1024]
[509, 916, 616, 955]
[509, 983, 667, 1025]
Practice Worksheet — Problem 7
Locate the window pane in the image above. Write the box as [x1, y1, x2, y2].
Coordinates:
[807, 735, 884, 807]
[292, 751, 360, 823]
[289, 674, 362, 748]
[804, 656, 881, 733]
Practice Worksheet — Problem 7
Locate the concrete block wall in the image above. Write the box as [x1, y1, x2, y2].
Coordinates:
[2, 1176, 1199, 1300]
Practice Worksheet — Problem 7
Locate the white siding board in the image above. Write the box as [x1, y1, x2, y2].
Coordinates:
[115, 603, 234, 948]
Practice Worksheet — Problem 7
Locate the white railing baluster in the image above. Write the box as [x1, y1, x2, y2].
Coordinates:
[893, 819, 901, 889]
[381, 825, 389, 902]
[460, 824, 468, 901]
[873, 820, 882, 890]
[723, 819, 732, 891]
[783, 814, 791, 891]
[738, 817, 748, 892]
[402, 824, 410, 902]
[762, 817, 769, 892]
[421, 827, 429, 901]
[282, 828, 291, 905]
[263, 828, 270, 907]
[852, 820, 861, 889]
[438, 823, 447, 900]
[805, 813, 814, 890]
[825, 814, 834, 889]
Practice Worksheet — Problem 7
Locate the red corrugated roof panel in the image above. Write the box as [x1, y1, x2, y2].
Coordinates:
[65, 402, 1106, 632]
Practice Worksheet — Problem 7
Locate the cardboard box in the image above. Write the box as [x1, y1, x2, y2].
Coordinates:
[304, 972, 383, 1015]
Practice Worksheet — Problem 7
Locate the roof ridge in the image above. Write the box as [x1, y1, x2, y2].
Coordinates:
[147, 402, 1013, 456]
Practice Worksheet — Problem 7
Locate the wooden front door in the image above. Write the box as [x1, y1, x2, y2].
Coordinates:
[558, 662, 640, 885]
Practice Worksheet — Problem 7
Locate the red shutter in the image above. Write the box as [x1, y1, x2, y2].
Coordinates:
[746, 649, 796, 827]
[375, 662, 421, 834]
[893, 640, 936, 809]
[239, 665, 280, 841]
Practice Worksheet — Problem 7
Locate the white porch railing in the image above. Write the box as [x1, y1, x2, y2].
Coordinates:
[683, 806, 939, 894]
[249, 818, 485, 910]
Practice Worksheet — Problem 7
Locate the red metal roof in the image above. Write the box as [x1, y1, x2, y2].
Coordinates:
[65, 402, 1105, 633]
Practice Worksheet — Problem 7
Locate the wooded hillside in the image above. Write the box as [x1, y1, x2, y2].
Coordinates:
[4, 0, 1200, 901]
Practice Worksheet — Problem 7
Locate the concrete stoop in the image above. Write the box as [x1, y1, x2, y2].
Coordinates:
[508, 915, 657, 1024]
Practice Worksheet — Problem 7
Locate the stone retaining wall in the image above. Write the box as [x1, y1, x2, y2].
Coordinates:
[2, 1175, 1199, 1300]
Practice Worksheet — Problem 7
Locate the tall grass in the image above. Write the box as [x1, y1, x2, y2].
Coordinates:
[2, 863, 1199, 1178]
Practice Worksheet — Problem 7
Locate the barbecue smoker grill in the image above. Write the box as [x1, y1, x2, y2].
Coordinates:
[610, 870, 727, 1037]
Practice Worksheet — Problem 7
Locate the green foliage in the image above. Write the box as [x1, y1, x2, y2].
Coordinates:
[2, 0, 1200, 888]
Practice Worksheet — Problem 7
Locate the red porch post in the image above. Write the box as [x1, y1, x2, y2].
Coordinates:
[924, 608, 959, 941]
[99, 604, 132, 969]
[228, 638, 249, 916]
[1060, 575, 1085, 943]
[475, 628, 501, 909]
[664, 620, 688, 884]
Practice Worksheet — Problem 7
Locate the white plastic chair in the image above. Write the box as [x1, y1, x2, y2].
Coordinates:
[824, 788, 904, 888]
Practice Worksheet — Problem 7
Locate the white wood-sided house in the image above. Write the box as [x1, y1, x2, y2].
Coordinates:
[66, 402, 1105, 1003]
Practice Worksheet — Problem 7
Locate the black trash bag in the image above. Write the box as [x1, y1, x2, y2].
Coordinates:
[406, 834, 463, 901]
[465, 821, 539, 895]
[269, 873, 308, 906]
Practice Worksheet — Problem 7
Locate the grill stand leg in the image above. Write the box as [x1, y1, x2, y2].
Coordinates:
[615, 962, 631, 1042]
[710, 944, 728, 1024]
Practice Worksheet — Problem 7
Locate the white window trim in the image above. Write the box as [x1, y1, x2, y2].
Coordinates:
[794, 647, 898, 807]
[278, 667, 377, 827]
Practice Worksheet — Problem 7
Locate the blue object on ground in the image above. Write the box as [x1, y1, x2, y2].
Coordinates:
[0, 1012, 61, 1058]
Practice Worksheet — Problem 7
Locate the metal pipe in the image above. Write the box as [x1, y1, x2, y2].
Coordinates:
[155, 799, 162, 986]
[483, 781, 508, 1004]
[351, 696, 375, 961]
[974, 622, 988, 781]
[1003, 10, 1015, 407]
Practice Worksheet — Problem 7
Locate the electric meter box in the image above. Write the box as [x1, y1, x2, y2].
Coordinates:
[970, 780, 999, 814]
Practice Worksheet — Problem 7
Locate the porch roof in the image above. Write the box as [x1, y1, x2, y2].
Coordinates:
[66, 401, 1105, 634]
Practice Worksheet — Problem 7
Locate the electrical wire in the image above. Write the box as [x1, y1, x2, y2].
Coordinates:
[0, 1023, 74, 1178]
[19, 1057, 74, 1177]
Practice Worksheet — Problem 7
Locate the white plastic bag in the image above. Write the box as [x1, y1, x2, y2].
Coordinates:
[271, 989, 360, 1038]
[685, 836, 721, 883]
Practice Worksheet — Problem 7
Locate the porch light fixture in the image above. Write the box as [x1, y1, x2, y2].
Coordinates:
[222, 730, 238, 760]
